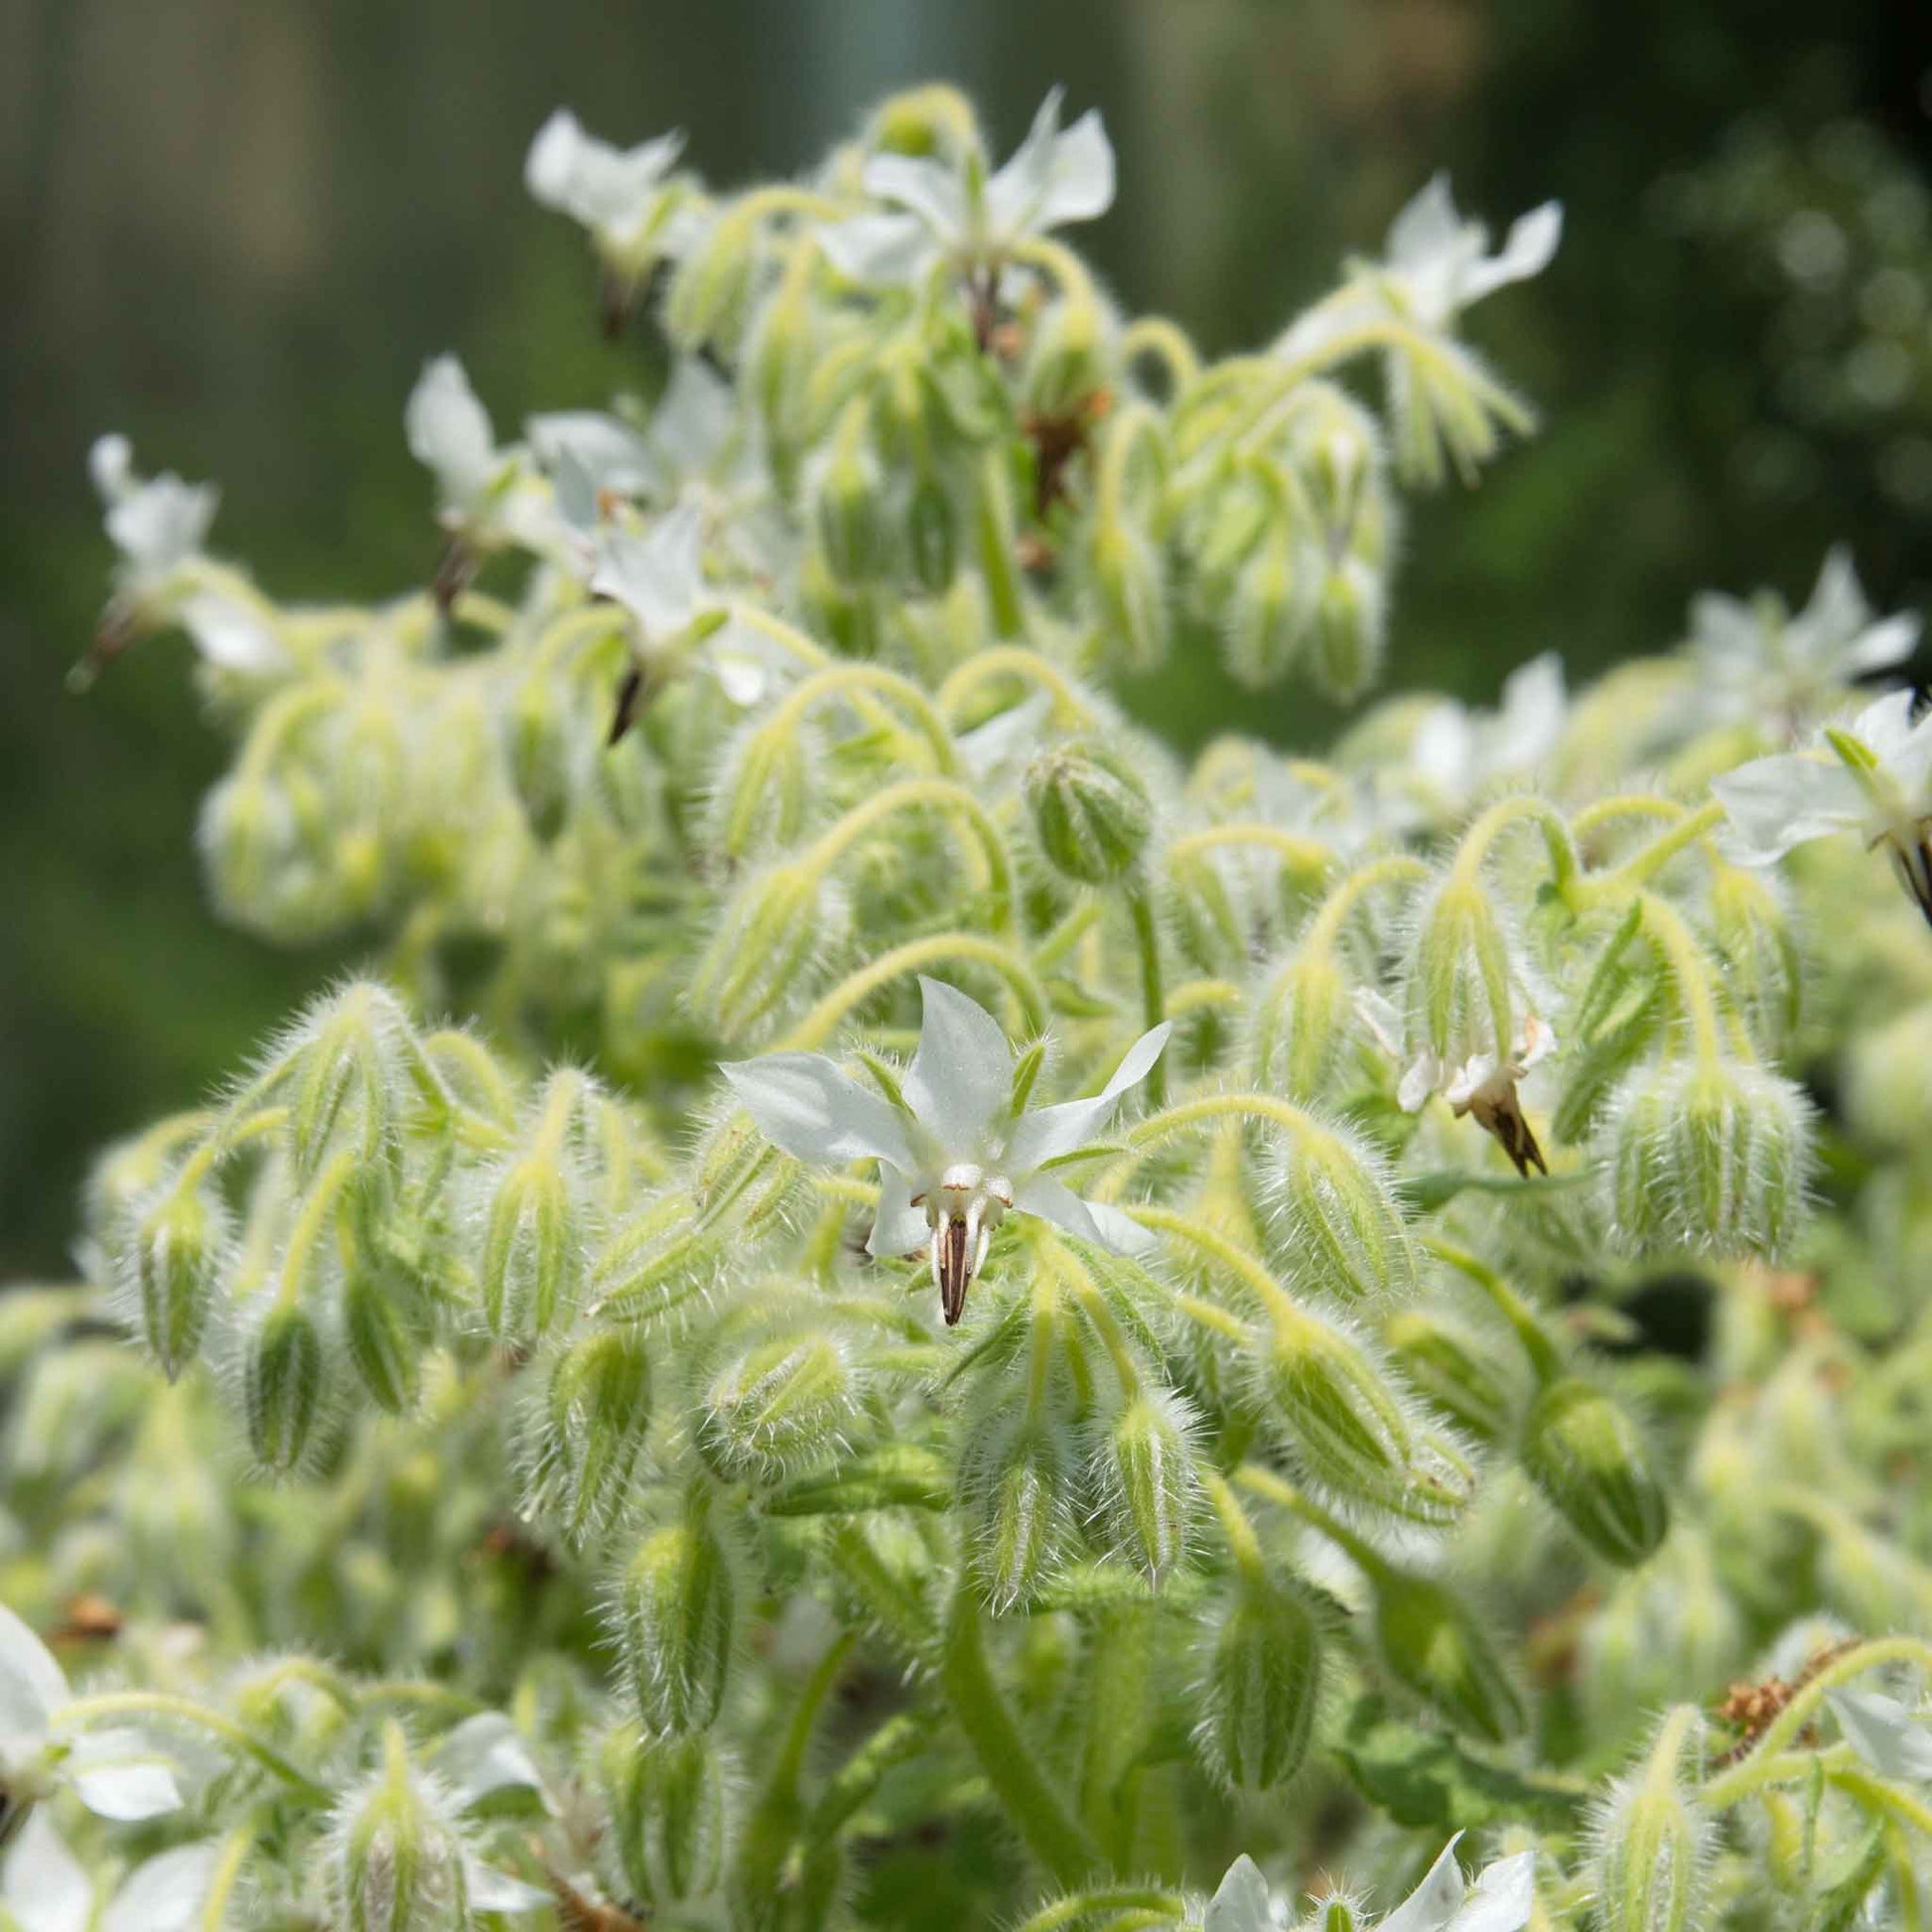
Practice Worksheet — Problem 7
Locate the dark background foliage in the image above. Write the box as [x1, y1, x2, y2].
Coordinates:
[3, 0, 1928, 1275]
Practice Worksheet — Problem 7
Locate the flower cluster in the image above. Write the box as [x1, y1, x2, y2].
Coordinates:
[9, 79, 1932, 1932]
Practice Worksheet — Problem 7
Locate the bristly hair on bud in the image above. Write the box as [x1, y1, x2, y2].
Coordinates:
[1588, 1707, 1713, 1932]
[611, 1490, 738, 1735]
[1191, 1567, 1325, 1791]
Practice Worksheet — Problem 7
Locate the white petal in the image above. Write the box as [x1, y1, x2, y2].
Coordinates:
[1379, 1834, 1466, 1932]
[88, 433, 134, 504]
[106, 477, 217, 574]
[720, 1054, 919, 1172]
[525, 411, 656, 500]
[1202, 1854, 1274, 1932]
[405, 355, 498, 508]
[1444, 1053, 1498, 1109]
[68, 1726, 183, 1820]
[1453, 1851, 1536, 1932]
[1459, 201, 1563, 306]
[434, 1712, 547, 1807]
[465, 1861, 552, 1912]
[1803, 544, 1867, 644]
[592, 503, 706, 635]
[179, 594, 286, 674]
[816, 212, 935, 285]
[1386, 174, 1462, 271]
[1411, 703, 1476, 791]
[1847, 614, 1921, 675]
[647, 358, 739, 474]
[525, 109, 682, 242]
[903, 978, 1015, 1156]
[861, 152, 967, 237]
[525, 109, 589, 210]
[103, 1843, 220, 1932]
[1033, 108, 1116, 230]
[865, 1166, 931, 1260]
[2, 1813, 90, 1932]
[1004, 1023, 1172, 1173]
[1353, 986, 1408, 1060]
[1851, 687, 1926, 767]
[0, 1603, 68, 1740]
[1010, 1172, 1103, 1245]
[1829, 1687, 1932, 1781]
[1081, 1198, 1158, 1257]
[1397, 1051, 1443, 1114]
[1492, 652, 1567, 768]
[984, 88, 1067, 237]
[1712, 751, 1863, 864]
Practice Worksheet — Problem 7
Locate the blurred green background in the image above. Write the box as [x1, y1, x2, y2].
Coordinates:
[3, 0, 1929, 1277]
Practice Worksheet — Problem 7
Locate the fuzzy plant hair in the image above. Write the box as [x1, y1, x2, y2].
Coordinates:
[7, 77, 1932, 1932]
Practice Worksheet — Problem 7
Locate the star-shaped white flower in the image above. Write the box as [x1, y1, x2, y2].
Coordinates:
[1392, 653, 1569, 827]
[85, 436, 282, 677]
[722, 978, 1169, 1323]
[1715, 687, 1932, 926]
[524, 110, 686, 261]
[1376, 1833, 1536, 1932]
[818, 87, 1114, 287]
[0, 1602, 182, 1839]
[1692, 547, 1919, 734]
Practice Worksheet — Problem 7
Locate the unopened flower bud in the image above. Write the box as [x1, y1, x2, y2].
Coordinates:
[1519, 1379, 1669, 1567]
[1193, 1570, 1323, 1790]
[1307, 555, 1385, 703]
[702, 1331, 857, 1482]
[711, 721, 810, 864]
[1266, 1122, 1419, 1306]
[243, 1299, 327, 1475]
[1709, 867, 1801, 1055]
[811, 409, 889, 586]
[965, 1414, 1071, 1612]
[285, 983, 408, 1182]
[520, 1325, 653, 1543]
[618, 1499, 736, 1734]
[1384, 1309, 1517, 1447]
[1371, 1570, 1526, 1742]
[1024, 298, 1105, 422]
[480, 1155, 582, 1342]
[1092, 1389, 1199, 1583]
[1258, 1314, 1470, 1525]
[1223, 530, 1312, 691]
[1590, 1709, 1711, 1932]
[1024, 738, 1153, 884]
[504, 673, 578, 842]
[906, 477, 957, 594]
[664, 209, 759, 357]
[334, 1724, 465, 1932]
[1252, 948, 1350, 1099]
[1846, 1001, 1932, 1150]
[343, 1256, 425, 1416]
[128, 1181, 227, 1379]
[599, 1722, 734, 1906]
[690, 866, 834, 1038]
[1604, 1056, 1811, 1259]
[1092, 520, 1168, 673]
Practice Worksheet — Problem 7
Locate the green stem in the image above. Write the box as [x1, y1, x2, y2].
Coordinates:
[941, 1583, 1106, 1885]
[939, 645, 1092, 728]
[779, 932, 1046, 1047]
[974, 449, 1027, 638]
[1127, 888, 1168, 1107]
[1422, 1235, 1563, 1383]
[801, 777, 1018, 933]
[766, 663, 960, 774]
[1574, 798, 1727, 906]
[1015, 1891, 1185, 1932]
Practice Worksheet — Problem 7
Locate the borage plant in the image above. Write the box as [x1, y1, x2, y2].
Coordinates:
[8, 80, 1932, 1932]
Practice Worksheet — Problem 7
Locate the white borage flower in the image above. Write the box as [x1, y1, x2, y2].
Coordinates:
[721, 977, 1170, 1324]
[524, 109, 688, 265]
[0, 1601, 183, 1839]
[1828, 1683, 1932, 1782]
[1359, 989, 1557, 1177]
[2, 1811, 91, 1932]
[1692, 546, 1920, 735]
[1397, 653, 1569, 826]
[1373, 1834, 1536, 1932]
[1714, 687, 1932, 927]
[818, 86, 1113, 289]
[84, 435, 283, 678]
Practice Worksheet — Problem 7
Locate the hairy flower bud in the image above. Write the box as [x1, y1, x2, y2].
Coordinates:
[1384, 1309, 1517, 1447]
[1371, 1570, 1525, 1742]
[1193, 1570, 1323, 1790]
[599, 1722, 733, 1906]
[1025, 738, 1153, 884]
[334, 1725, 465, 1932]
[1092, 1389, 1199, 1583]
[1266, 1122, 1419, 1306]
[710, 720, 811, 863]
[1590, 1710, 1710, 1932]
[480, 1155, 581, 1342]
[503, 673, 578, 842]
[690, 866, 833, 1038]
[343, 1255, 425, 1416]
[965, 1413, 1072, 1612]
[128, 1181, 227, 1379]
[810, 409, 889, 585]
[243, 1298, 327, 1475]
[1307, 556, 1385, 703]
[664, 209, 759, 357]
[702, 1330, 857, 1481]
[1252, 950, 1350, 1099]
[521, 1325, 654, 1543]
[1092, 520, 1168, 673]
[1604, 1056, 1811, 1258]
[1709, 867, 1801, 1054]
[1519, 1379, 1669, 1567]
[1024, 298, 1106, 422]
[618, 1500, 736, 1734]
[1258, 1314, 1471, 1525]
[1223, 530, 1311, 691]
[906, 477, 957, 594]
